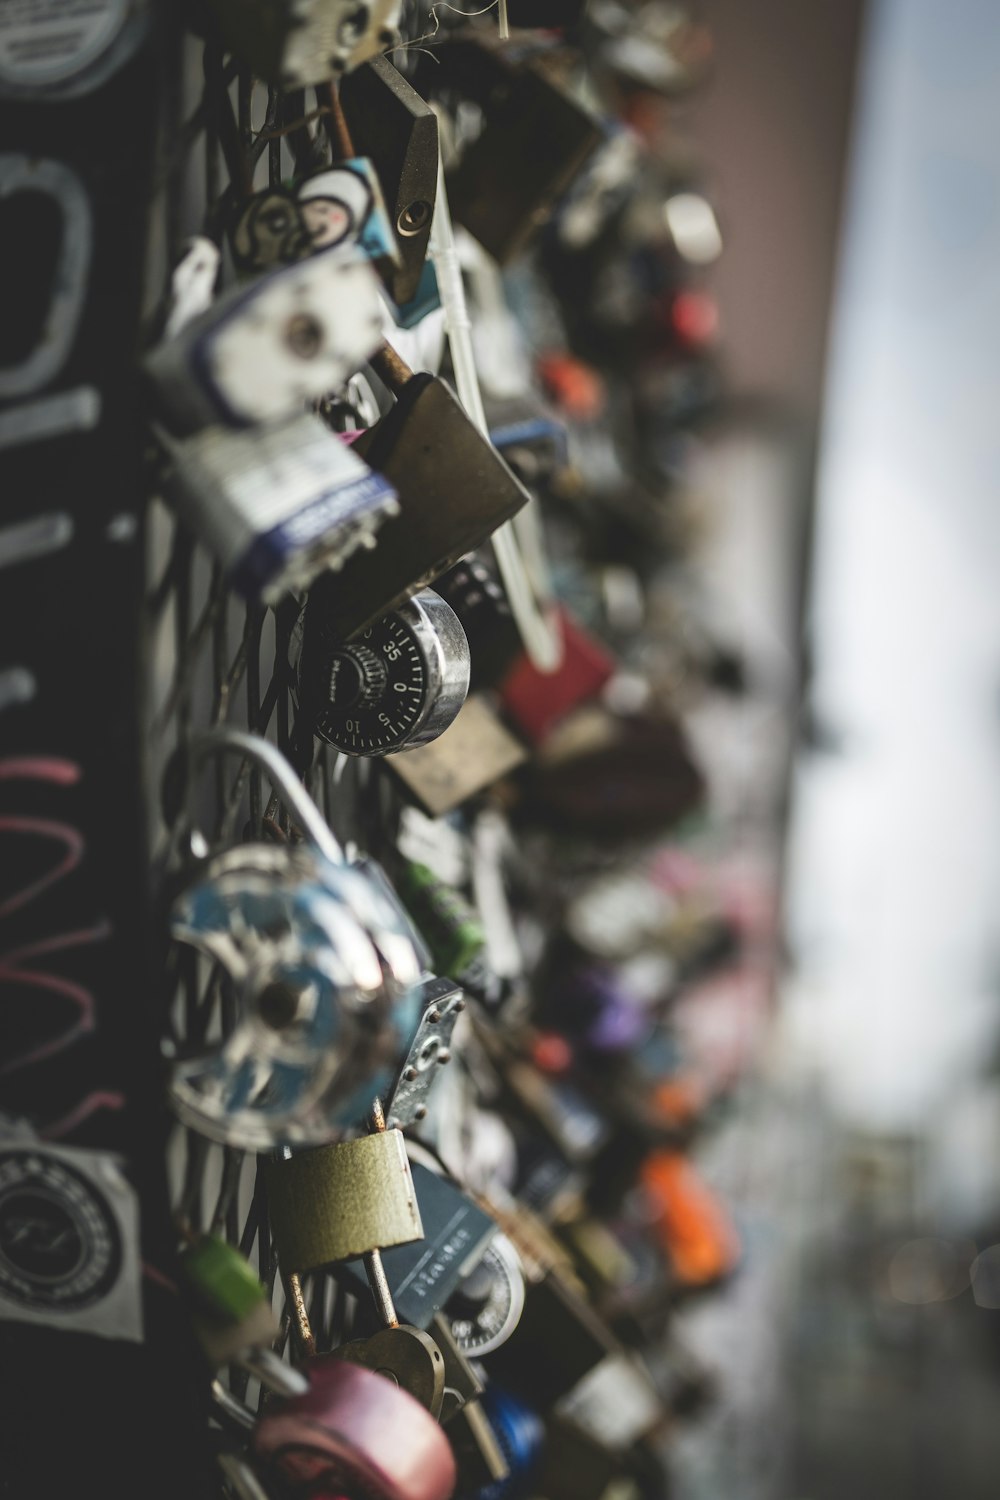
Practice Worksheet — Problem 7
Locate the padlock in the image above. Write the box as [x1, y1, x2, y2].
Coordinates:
[265, 1127, 423, 1273]
[202, 0, 403, 88]
[230, 159, 399, 279]
[499, 607, 617, 746]
[333, 1324, 446, 1417]
[538, 1414, 645, 1500]
[429, 1315, 508, 1490]
[339, 56, 439, 307]
[156, 412, 401, 606]
[486, 393, 569, 491]
[166, 730, 423, 1147]
[465, 1385, 545, 1500]
[145, 251, 384, 434]
[518, 708, 705, 841]
[384, 695, 528, 820]
[334, 1162, 498, 1330]
[396, 864, 485, 981]
[252, 1358, 456, 1500]
[433, 555, 522, 693]
[480, 1266, 617, 1409]
[639, 1149, 740, 1290]
[443, 1233, 525, 1358]
[380, 976, 467, 1132]
[178, 1234, 307, 1397]
[300, 345, 531, 641]
[554, 1349, 664, 1451]
[267, 1109, 458, 1423]
[432, 32, 602, 264]
[296, 589, 471, 756]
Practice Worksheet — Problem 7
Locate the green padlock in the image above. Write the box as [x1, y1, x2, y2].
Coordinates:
[398, 862, 486, 979]
[179, 1235, 304, 1396]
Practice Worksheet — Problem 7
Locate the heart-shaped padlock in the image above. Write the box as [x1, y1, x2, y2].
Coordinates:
[166, 730, 423, 1148]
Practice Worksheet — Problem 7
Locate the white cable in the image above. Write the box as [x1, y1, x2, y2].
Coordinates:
[428, 143, 563, 673]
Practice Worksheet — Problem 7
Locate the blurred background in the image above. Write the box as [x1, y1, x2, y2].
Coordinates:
[671, 0, 1000, 1496]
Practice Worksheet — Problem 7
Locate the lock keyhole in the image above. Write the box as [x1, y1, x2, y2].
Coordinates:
[397, 201, 431, 238]
[285, 312, 325, 359]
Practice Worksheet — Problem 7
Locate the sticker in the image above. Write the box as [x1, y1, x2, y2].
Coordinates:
[0, 0, 128, 87]
[0, 1143, 143, 1340]
[230, 159, 399, 276]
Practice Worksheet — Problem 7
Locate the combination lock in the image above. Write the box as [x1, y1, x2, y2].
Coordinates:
[298, 589, 470, 756]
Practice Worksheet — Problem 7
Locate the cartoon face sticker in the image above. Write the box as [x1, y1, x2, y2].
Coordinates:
[297, 167, 374, 252]
[231, 190, 312, 273]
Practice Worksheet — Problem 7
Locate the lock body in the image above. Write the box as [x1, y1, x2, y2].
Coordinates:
[298, 590, 471, 756]
[146, 252, 384, 434]
[203, 0, 403, 87]
[252, 1358, 456, 1500]
[159, 413, 400, 605]
[306, 373, 531, 639]
[339, 56, 439, 306]
[265, 1128, 424, 1271]
[169, 844, 422, 1146]
[436, 35, 602, 264]
[385, 696, 528, 819]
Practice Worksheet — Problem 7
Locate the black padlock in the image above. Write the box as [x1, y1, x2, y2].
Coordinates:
[301, 345, 531, 641]
[432, 32, 602, 264]
[433, 553, 522, 692]
[338, 56, 439, 307]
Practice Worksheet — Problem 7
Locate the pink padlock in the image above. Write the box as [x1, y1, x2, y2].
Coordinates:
[253, 1358, 457, 1500]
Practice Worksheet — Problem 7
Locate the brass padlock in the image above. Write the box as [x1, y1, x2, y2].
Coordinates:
[338, 56, 439, 306]
[265, 1128, 422, 1271]
[302, 346, 531, 641]
[384, 695, 528, 819]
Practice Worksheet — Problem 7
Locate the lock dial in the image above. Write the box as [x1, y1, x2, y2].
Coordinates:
[302, 589, 470, 756]
[446, 1233, 526, 1357]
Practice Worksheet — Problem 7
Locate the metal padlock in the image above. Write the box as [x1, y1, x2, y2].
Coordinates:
[202, 0, 403, 88]
[338, 56, 439, 306]
[252, 1359, 456, 1500]
[145, 252, 384, 435]
[433, 32, 602, 264]
[178, 1235, 307, 1397]
[481, 1267, 618, 1409]
[442, 1233, 525, 1359]
[156, 412, 401, 606]
[429, 1315, 508, 1490]
[267, 1111, 450, 1420]
[385, 695, 528, 820]
[296, 588, 471, 756]
[301, 346, 531, 640]
[380, 976, 467, 1132]
[166, 730, 422, 1147]
[334, 1162, 498, 1330]
[264, 1128, 423, 1272]
[433, 554, 522, 694]
[230, 159, 400, 278]
[554, 1349, 664, 1452]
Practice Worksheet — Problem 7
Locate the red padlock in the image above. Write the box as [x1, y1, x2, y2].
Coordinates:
[253, 1358, 457, 1500]
[499, 607, 616, 747]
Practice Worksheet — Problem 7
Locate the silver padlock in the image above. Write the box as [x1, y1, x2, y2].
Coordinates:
[145, 251, 384, 434]
[202, 0, 403, 89]
[167, 730, 422, 1148]
[155, 412, 400, 606]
